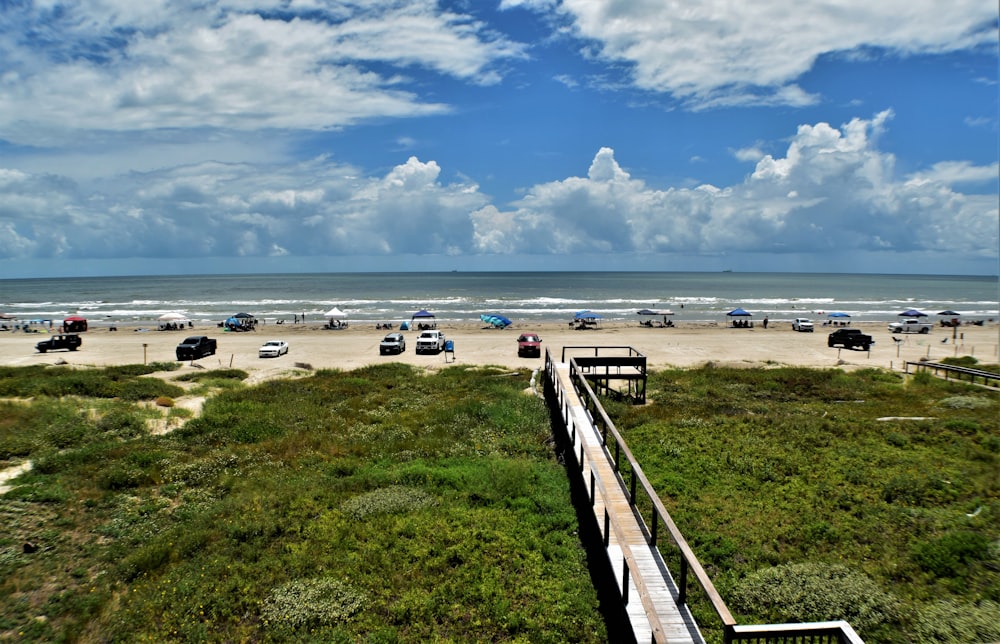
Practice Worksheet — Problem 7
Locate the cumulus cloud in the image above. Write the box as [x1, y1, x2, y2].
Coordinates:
[0, 1, 526, 143]
[0, 113, 995, 265]
[537, 0, 996, 107]
[472, 112, 998, 258]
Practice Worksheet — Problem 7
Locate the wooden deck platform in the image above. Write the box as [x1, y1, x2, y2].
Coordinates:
[552, 360, 704, 644]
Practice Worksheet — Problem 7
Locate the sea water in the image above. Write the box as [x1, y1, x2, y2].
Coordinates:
[1, 272, 996, 326]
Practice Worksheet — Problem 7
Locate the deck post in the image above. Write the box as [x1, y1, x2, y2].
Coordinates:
[622, 560, 630, 605]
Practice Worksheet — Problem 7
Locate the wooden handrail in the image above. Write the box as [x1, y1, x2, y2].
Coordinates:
[546, 347, 864, 644]
[567, 356, 736, 630]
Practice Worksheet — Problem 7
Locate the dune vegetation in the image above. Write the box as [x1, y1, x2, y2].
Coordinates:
[1, 359, 997, 643]
[606, 362, 999, 643]
[0, 363, 604, 642]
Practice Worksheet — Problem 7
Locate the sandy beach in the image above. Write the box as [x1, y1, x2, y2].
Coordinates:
[2, 319, 997, 378]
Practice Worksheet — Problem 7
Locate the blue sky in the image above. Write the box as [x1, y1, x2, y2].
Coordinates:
[0, 0, 997, 277]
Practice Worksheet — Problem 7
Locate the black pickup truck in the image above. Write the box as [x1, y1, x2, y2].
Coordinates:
[176, 336, 217, 361]
[827, 328, 874, 351]
[36, 334, 82, 353]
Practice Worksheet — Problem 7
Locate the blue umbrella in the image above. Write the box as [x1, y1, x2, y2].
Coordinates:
[827, 311, 851, 318]
[575, 310, 602, 320]
[480, 314, 511, 328]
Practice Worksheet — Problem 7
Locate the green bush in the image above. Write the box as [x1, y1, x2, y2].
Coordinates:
[730, 563, 900, 634]
[911, 599, 1000, 643]
[340, 485, 437, 520]
[912, 532, 991, 578]
[938, 395, 992, 410]
[260, 578, 365, 630]
[97, 407, 147, 439]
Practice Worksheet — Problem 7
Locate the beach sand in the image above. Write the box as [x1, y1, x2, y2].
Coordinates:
[2, 320, 997, 378]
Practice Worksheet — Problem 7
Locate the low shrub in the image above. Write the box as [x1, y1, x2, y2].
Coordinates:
[911, 531, 991, 578]
[340, 485, 437, 520]
[938, 395, 992, 410]
[260, 577, 366, 630]
[910, 599, 1000, 643]
[730, 563, 900, 634]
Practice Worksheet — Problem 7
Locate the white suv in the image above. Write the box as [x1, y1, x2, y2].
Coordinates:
[792, 318, 814, 332]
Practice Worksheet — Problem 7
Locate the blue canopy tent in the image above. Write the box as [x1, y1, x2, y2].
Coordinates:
[826, 311, 851, 326]
[899, 308, 928, 317]
[637, 308, 674, 327]
[726, 308, 753, 328]
[574, 310, 602, 328]
[411, 309, 436, 329]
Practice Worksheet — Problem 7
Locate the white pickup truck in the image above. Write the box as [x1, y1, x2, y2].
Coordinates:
[415, 330, 446, 354]
[792, 318, 814, 332]
[888, 319, 932, 334]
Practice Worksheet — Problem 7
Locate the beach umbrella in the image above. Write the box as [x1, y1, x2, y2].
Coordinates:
[726, 308, 752, 317]
[899, 308, 927, 317]
[480, 313, 511, 328]
[937, 310, 961, 316]
[575, 310, 602, 320]
[233, 312, 254, 319]
[827, 312, 851, 318]
[323, 307, 346, 319]
[158, 312, 188, 322]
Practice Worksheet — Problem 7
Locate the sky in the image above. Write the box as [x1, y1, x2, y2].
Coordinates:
[0, 0, 997, 278]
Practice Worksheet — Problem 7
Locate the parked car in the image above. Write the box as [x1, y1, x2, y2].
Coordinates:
[176, 336, 217, 361]
[827, 328, 874, 351]
[791, 318, 814, 332]
[258, 340, 289, 358]
[36, 334, 82, 353]
[888, 319, 932, 334]
[415, 330, 446, 354]
[379, 332, 406, 355]
[517, 333, 542, 357]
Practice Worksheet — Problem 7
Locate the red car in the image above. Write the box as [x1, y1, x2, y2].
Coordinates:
[517, 333, 542, 358]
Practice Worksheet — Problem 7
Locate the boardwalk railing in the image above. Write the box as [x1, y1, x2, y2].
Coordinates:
[544, 347, 864, 644]
[904, 361, 1000, 387]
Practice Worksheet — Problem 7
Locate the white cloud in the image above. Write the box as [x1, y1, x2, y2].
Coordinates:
[538, 0, 995, 107]
[0, 1, 525, 144]
[0, 113, 995, 265]
[472, 112, 998, 258]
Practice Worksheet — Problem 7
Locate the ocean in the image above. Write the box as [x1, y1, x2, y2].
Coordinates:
[0, 272, 997, 327]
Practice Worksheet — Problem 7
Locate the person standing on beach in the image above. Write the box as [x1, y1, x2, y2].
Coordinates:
[763, 316, 769, 329]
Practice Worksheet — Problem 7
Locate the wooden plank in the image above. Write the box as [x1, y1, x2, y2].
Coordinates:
[553, 362, 704, 644]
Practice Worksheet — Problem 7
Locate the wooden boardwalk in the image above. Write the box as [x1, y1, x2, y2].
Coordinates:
[552, 361, 704, 644]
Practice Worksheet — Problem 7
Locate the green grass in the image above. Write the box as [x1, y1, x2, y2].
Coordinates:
[0, 363, 604, 642]
[608, 365, 999, 643]
[3, 361, 996, 643]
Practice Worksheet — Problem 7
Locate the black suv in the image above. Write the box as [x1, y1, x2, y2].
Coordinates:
[36, 334, 82, 353]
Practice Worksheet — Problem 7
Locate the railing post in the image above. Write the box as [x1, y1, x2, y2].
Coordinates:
[630, 469, 637, 504]
[679, 558, 689, 606]
[622, 558, 630, 604]
[590, 470, 596, 506]
[603, 509, 610, 547]
[650, 511, 658, 547]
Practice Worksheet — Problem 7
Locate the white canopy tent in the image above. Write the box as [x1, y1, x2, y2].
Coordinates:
[324, 307, 349, 328]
